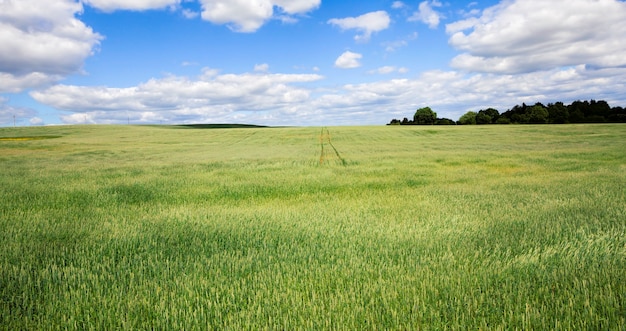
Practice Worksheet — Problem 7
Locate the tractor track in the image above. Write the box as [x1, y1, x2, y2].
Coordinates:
[319, 127, 347, 166]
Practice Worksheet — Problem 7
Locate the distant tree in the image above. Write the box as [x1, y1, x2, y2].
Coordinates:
[501, 103, 530, 123]
[388, 119, 401, 125]
[413, 107, 437, 125]
[568, 100, 587, 123]
[547, 102, 569, 124]
[585, 99, 610, 122]
[528, 104, 549, 123]
[457, 111, 477, 125]
[388, 99, 624, 125]
[608, 106, 626, 123]
[436, 118, 456, 125]
[483, 108, 500, 123]
[475, 112, 492, 124]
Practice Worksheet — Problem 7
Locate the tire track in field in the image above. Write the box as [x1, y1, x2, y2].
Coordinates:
[319, 127, 347, 166]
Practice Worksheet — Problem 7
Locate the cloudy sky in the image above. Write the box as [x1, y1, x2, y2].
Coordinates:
[1, 0, 625, 126]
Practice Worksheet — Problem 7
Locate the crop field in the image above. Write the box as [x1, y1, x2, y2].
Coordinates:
[1, 124, 625, 329]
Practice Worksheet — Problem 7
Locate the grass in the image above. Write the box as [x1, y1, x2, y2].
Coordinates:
[1, 124, 625, 329]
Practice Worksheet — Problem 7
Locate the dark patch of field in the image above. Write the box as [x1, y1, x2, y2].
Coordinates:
[0, 135, 62, 141]
[172, 124, 269, 129]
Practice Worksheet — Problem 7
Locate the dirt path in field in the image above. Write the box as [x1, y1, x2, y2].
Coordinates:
[319, 127, 347, 166]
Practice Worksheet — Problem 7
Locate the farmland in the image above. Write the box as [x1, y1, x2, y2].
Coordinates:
[1, 124, 625, 329]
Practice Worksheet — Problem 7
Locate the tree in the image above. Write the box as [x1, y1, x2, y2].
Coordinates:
[608, 106, 626, 123]
[528, 104, 548, 123]
[586, 100, 610, 122]
[547, 102, 569, 124]
[413, 107, 437, 125]
[479, 108, 500, 123]
[457, 111, 477, 125]
[436, 118, 456, 125]
[568, 100, 587, 123]
[475, 112, 492, 124]
[502, 103, 530, 123]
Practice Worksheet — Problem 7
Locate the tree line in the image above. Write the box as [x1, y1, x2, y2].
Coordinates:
[388, 100, 626, 125]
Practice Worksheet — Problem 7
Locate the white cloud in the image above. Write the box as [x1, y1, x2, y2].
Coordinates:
[328, 11, 390, 42]
[309, 66, 626, 124]
[0, 0, 102, 92]
[30, 70, 324, 124]
[368, 66, 409, 74]
[199, 0, 320, 32]
[181, 8, 199, 19]
[392, 1, 406, 9]
[408, 1, 443, 29]
[199, 0, 273, 32]
[29, 117, 44, 125]
[254, 63, 270, 72]
[23, 64, 626, 126]
[83, 0, 180, 11]
[334, 51, 362, 69]
[446, 0, 626, 74]
[375, 66, 396, 74]
[0, 72, 63, 94]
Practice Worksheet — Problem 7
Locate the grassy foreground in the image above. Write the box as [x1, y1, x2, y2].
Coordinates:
[1, 124, 624, 329]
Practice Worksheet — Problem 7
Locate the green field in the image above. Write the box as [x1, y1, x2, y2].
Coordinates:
[1, 124, 625, 329]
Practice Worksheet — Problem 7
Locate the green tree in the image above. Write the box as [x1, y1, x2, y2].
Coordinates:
[413, 107, 437, 125]
[547, 102, 569, 124]
[457, 111, 477, 125]
[436, 118, 456, 125]
[528, 104, 548, 123]
[587, 100, 610, 122]
[568, 101, 587, 123]
[475, 112, 492, 124]
[481, 108, 500, 123]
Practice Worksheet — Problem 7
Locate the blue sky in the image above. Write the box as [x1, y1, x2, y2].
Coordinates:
[1, 0, 626, 126]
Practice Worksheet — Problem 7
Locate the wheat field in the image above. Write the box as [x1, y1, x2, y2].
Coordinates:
[1, 124, 624, 329]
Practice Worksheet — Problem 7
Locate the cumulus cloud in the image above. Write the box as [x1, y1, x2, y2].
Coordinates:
[0, 0, 102, 92]
[328, 11, 390, 42]
[199, 0, 320, 32]
[334, 51, 362, 69]
[408, 1, 443, 29]
[82, 0, 180, 11]
[30, 69, 324, 124]
[446, 0, 626, 74]
[0, 72, 63, 94]
[309, 66, 626, 124]
[23, 64, 626, 126]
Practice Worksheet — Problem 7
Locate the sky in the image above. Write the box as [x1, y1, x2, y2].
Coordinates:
[1, 0, 626, 127]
